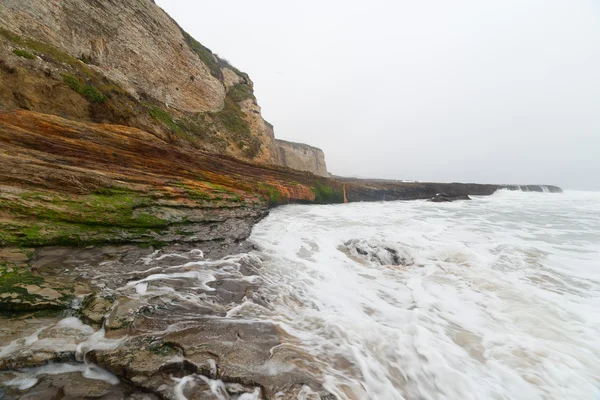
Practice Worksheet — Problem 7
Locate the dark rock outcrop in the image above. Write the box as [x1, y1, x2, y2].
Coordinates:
[338, 178, 562, 203]
[430, 193, 472, 202]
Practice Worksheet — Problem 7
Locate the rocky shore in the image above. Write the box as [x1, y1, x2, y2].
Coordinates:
[0, 110, 562, 399]
[1, 242, 335, 399]
[0, 0, 563, 397]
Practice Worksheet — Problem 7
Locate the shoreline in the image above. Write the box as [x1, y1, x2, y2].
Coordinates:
[0, 111, 563, 398]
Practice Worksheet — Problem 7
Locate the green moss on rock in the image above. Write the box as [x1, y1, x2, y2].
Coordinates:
[12, 48, 36, 60]
[0, 189, 174, 247]
[312, 180, 344, 204]
[258, 184, 282, 206]
[0, 263, 73, 311]
[212, 97, 261, 158]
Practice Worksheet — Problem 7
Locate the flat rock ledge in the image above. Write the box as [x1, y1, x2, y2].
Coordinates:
[0, 244, 335, 400]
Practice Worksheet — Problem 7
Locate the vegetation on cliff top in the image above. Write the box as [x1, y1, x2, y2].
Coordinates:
[180, 29, 223, 81]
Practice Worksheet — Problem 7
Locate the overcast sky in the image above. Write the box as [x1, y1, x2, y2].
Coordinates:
[156, 0, 599, 190]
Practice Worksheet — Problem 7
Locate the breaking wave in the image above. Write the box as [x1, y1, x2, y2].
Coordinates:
[242, 190, 600, 399]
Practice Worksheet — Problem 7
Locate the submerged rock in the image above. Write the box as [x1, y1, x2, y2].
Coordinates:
[341, 239, 415, 267]
[429, 193, 472, 202]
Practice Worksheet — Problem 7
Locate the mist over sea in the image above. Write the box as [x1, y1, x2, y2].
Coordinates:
[238, 190, 600, 399]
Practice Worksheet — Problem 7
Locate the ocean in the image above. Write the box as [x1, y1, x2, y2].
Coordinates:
[238, 190, 600, 399]
[2, 190, 598, 399]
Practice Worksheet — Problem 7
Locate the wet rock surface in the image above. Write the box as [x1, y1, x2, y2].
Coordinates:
[429, 193, 472, 202]
[0, 243, 333, 399]
[341, 239, 415, 267]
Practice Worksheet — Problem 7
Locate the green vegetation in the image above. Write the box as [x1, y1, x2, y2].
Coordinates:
[1, 28, 146, 126]
[212, 97, 261, 158]
[217, 57, 249, 81]
[62, 73, 106, 103]
[148, 105, 180, 132]
[179, 27, 250, 84]
[0, 263, 73, 311]
[79, 53, 90, 64]
[312, 180, 344, 204]
[147, 105, 223, 149]
[180, 29, 223, 80]
[0, 28, 94, 75]
[258, 184, 282, 206]
[0, 263, 43, 292]
[1, 27, 262, 159]
[214, 98, 250, 137]
[0, 220, 151, 247]
[174, 182, 212, 202]
[12, 48, 36, 60]
[227, 83, 255, 103]
[206, 182, 233, 193]
[4, 189, 167, 228]
[0, 189, 174, 247]
[174, 181, 242, 205]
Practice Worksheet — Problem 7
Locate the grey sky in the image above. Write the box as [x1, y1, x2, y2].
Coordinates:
[156, 0, 600, 190]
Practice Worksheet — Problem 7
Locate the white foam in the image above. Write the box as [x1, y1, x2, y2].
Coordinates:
[0, 326, 47, 358]
[76, 328, 122, 362]
[247, 191, 600, 399]
[56, 317, 95, 334]
[135, 282, 148, 294]
[5, 362, 119, 390]
[126, 271, 216, 291]
[172, 374, 254, 400]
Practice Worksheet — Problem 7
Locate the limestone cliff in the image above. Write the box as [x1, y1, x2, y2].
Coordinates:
[274, 139, 329, 177]
[0, 0, 275, 162]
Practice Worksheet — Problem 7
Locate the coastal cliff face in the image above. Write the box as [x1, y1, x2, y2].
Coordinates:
[273, 139, 329, 177]
[0, 0, 277, 162]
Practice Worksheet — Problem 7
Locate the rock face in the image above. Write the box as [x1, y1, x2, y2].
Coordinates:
[0, 110, 340, 248]
[273, 139, 329, 177]
[0, 0, 224, 113]
[0, 0, 279, 163]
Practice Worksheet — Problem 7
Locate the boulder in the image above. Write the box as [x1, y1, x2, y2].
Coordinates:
[429, 193, 472, 202]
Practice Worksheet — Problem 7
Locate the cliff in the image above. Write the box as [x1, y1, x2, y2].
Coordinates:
[0, 0, 278, 162]
[273, 139, 329, 176]
[0, 110, 336, 248]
